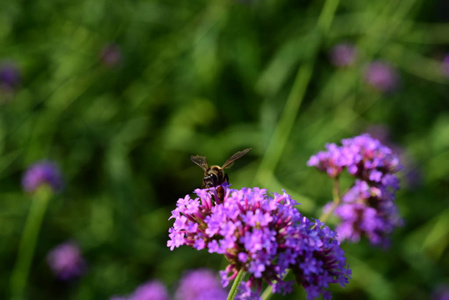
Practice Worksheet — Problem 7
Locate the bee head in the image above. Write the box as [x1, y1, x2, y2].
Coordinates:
[204, 166, 225, 188]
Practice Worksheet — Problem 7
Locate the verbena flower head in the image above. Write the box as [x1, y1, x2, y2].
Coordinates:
[432, 284, 449, 300]
[443, 54, 449, 78]
[0, 61, 21, 103]
[366, 124, 422, 189]
[364, 61, 399, 93]
[101, 43, 123, 68]
[46, 242, 86, 280]
[175, 269, 227, 300]
[0, 61, 20, 88]
[330, 43, 357, 67]
[168, 186, 351, 300]
[129, 280, 170, 300]
[22, 160, 63, 193]
[308, 134, 403, 247]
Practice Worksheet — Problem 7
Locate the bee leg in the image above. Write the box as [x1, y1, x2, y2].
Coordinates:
[224, 173, 229, 184]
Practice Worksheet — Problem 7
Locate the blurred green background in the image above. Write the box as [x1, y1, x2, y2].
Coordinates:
[1, 0, 449, 299]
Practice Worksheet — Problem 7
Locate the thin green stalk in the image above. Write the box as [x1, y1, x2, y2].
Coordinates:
[254, 0, 340, 187]
[227, 269, 245, 300]
[10, 186, 52, 300]
[255, 61, 314, 185]
[261, 283, 273, 300]
[320, 177, 341, 223]
[258, 0, 341, 290]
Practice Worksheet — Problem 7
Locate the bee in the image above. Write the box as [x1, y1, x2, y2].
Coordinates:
[190, 148, 251, 190]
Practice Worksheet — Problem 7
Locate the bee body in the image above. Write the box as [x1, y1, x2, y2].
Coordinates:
[190, 149, 251, 197]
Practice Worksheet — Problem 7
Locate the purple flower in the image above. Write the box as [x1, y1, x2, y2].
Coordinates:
[0, 61, 21, 103]
[168, 186, 351, 299]
[175, 269, 227, 300]
[129, 280, 170, 300]
[22, 160, 63, 193]
[364, 61, 399, 92]
[443, 54, 449, 77]
[366, 124, 422, 189]
[100, 44, 123, 68]
[309, 134, 403, 246]
[0, 61, 20, 87]
[46, 242, 86, 280]
[433, 285, 449, 300]
[330, 43, 357, 67]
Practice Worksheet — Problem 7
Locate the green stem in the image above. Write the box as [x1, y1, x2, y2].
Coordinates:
[320, 177, 341, 223]
[254, 0, 340, 187]
[226, 269, 245, 300]
[10, 186, 52, 300]
[258, 0, 340, 297]
[261, 283, 273, 300]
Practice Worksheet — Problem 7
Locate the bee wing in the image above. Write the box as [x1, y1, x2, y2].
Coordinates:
[190, 155, 209, 171]
[222, 148, 251, 169]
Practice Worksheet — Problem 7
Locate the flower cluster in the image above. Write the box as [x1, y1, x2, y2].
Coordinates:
[443, 54, 449, 78]
[175, 269, 227, 300]
[22, 160, 63, 193]
[308, 133, 403, 246]
[100, 43, 123, 68]
[330, 43, 357, 67]
[46, 242, 86, 280]
[111, 280, 170, 300]
[109, 269, 226, 300]
[168, 186, 351, 300]
[0, 61, 20, 102]
[364, 61, 399, 93]
[432, 284, 449, 300]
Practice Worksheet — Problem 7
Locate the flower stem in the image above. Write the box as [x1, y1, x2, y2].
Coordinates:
[261, 284, 274, 300]
[258, 1, 340, 299]
[320, 177, 341, 223]
[226, 269, 245, 300]
[10, 186, 52, 300]
[254, 0, 340, 187]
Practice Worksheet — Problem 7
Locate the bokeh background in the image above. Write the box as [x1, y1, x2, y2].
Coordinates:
[1, 0, 449, 299]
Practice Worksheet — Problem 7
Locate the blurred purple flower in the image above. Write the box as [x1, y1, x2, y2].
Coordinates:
[334, 179, 403, 246]
[175, 269, 227, 300]
[308, 134, 403, 247]
[0, 61, 20, 87]
[129, 280, 170, 300]
[364, 61, 399, 92]
[168, 186, 351, 299]
[0, 61, 21, 103]
[433, 285, 449, 300]
[330, 43, 357, 67]
[366, 124, 422, 189]
[22, 160, 63, 193]
[443, 54, 449, 77]
[47, 242, 86, 280]
[100, 44, 123, 68]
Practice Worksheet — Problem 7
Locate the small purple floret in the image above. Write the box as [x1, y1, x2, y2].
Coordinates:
[129, 280, 170, 300]
[175, 268, 227, 300]
[22, 160, 63, 193]
[330, 43, 357, 67]
[46, 242, 86, 280]
[364, 61, 399, 92]
[100, 43, 123, 68]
